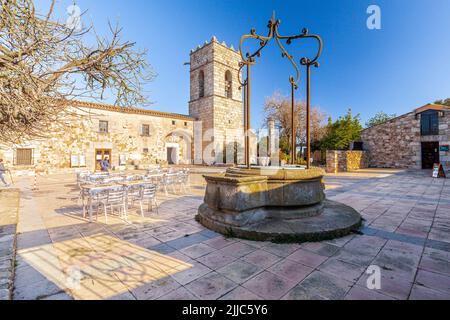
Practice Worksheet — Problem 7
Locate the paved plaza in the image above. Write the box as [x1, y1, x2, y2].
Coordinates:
[7, 168, 450, 300]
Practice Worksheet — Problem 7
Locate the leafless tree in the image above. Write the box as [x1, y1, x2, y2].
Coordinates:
[264, 91, 327, 152]
[0, 0, 155, 144]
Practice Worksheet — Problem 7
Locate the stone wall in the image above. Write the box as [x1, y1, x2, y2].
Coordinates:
[361, 113, 421, 169]
[326, 151, 369, 173]
[0, 103, 195, 172]
[189, 37, 244, 164]
[361, 108, 450, 169]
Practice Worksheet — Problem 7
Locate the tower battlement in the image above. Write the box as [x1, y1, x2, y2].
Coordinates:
[190, 36, 238, 55]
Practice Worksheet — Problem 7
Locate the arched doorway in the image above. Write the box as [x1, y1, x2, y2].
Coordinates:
[164, 129, 193, 165]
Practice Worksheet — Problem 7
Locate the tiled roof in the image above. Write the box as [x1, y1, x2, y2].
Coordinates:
[414, 103, 450, 114]
[70, 100, 196, 121]
[362, 103, 449, 131]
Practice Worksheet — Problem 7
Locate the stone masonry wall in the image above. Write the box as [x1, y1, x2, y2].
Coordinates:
[326, 151, 369, 173]
[361, 112, 421, 169]
[0, 105, 194, 172]
[361, 109, 450, 169]
[189, 37, 244, 164]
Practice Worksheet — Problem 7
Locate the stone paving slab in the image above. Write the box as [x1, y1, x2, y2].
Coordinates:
[0, 189, 19, 300]
[8, 169, 450, 300]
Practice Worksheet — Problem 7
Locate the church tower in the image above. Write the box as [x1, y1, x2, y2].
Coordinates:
[189, 36, 244, 164]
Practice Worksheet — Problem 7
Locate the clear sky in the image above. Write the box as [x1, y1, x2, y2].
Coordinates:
[37, 0, 450, 128]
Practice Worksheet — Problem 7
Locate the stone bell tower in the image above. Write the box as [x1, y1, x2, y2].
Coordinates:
[189, 36, 244, 165]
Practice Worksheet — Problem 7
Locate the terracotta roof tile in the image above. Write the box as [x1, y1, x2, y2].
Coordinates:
[69, 100, 196, 121]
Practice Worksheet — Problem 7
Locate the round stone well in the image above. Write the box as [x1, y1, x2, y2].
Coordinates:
[196, 166, 362, 242]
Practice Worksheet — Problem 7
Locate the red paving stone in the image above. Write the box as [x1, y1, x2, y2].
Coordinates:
[318, 258, 366, 283]
[345, 285, 395, 300]
[409, 285, 450, 300]
[415, 269, 450, 294]
[184, 272, 237, 300]
[242, 271, 298, 300]
[268, 259, 314, 283]
[357, 273, 413, 300]
[219, 286, 263, 300]
[242, 249, 282, 269]
[10, 169, 450, 300]
[286, 249, 328, 268]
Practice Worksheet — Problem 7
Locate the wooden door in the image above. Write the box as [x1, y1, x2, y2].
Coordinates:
[95, 149, 112, 171]
[421, 142, 439, 170]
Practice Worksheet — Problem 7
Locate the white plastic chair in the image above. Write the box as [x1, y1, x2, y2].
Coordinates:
[162, 173, 179, 196]
[101, 187, 128, 222]
[136, 184, 158, 217]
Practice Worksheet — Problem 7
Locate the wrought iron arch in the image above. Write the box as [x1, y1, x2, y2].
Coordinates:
[238, 12, 323, 168]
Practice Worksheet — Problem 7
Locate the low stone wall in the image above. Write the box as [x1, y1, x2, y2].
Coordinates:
[0, 189, 19, 300]
[326, 151, 369, 173]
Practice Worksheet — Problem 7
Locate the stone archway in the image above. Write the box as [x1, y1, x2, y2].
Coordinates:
[164, 129, 193, 165]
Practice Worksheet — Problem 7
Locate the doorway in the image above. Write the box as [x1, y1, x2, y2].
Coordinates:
[95, 149, 112, 171]
[166, 144, 180, 165]
[421, 142, 439, 169]
[167, 147, 180, 165]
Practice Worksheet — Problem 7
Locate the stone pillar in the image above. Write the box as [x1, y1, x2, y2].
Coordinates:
[326, 150, 338, 174]
[193, 121, 203, 165]
[268, 118, 280, 166]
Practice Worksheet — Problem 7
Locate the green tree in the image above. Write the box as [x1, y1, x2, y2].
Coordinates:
[319, 109, 363, 151]
[366, 111, 397, 128]
[435, 98, 450, 106]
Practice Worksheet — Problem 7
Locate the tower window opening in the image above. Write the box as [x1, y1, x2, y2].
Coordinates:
[225, 70, 232, 99]
[199, 71, 205, 98]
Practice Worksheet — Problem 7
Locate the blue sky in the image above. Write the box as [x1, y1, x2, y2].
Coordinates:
[37, 0, 450, 128]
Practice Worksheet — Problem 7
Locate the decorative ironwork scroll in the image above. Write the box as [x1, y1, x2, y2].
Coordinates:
[238, 12, 323, 168]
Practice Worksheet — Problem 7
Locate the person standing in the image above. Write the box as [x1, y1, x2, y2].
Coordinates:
[101, 156, 110, 172]
[0, 159, 10, 187]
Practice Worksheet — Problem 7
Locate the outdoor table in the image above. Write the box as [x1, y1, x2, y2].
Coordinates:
[119, 180, 152, 212]
[145, 173, 165, 186]
[81, 179, 157, 222]
[81, 184, 120, 222]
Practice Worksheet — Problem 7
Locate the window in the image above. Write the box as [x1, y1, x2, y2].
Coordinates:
[99, 120, 109, 133]
[172, 121, 176, 126]
[225, 70, 232, 99]
[141, 124, 150, 136]
[143, 148, 149, 154]
[70, 154, 86, 168]
[421, 110, 439, 136]
[15, 149, 33, 166]
[199, 71, 205, 98]
[184, 122, 188, 127]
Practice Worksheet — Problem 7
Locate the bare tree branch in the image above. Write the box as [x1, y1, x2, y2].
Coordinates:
[0, 0, 155, 145]
[264, 91, 327, 151]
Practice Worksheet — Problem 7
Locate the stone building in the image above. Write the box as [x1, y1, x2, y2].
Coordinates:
[189, 36, 244, 165]
[361, 103, 450, 169]
[0, 37, 245, 172]
[0, 101, 196, 172]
